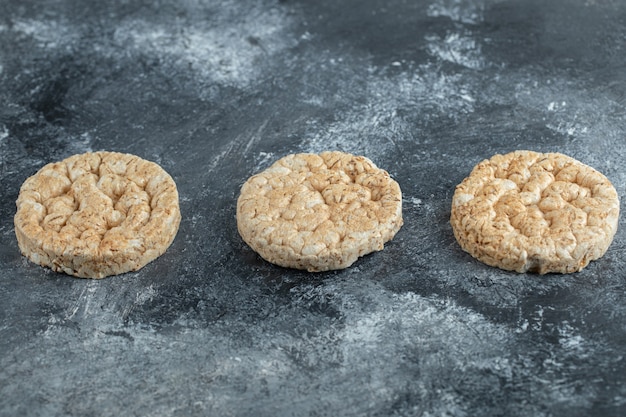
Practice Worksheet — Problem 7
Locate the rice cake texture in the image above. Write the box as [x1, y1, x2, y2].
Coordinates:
[14, 151, 181, 278]
[450, 150, 620, 274]
[237, 151, 403, 272]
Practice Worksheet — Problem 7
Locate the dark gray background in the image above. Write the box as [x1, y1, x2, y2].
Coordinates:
[1, 0, 625, 416]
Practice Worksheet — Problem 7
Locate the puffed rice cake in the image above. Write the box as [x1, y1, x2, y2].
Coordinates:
[14, 151, 181, 278]
[237, 151, 403, 272]
[450, 150, 620, 274]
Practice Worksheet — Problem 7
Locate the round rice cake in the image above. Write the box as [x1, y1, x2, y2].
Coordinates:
[14, 151, 181, 279]
[236, 151, 403, 272]
[450, 150, 620, 274]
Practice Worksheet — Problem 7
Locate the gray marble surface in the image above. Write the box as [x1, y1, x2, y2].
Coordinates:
[1, 0, 625, 416]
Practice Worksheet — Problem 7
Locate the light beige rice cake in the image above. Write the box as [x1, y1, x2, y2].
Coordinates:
[237, 151, 403, 272]
[451, 150, 620, 274]
[14, 151, 181, 278]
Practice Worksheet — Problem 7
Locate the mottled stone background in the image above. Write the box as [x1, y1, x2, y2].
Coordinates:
[1, 0, 625, 416]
